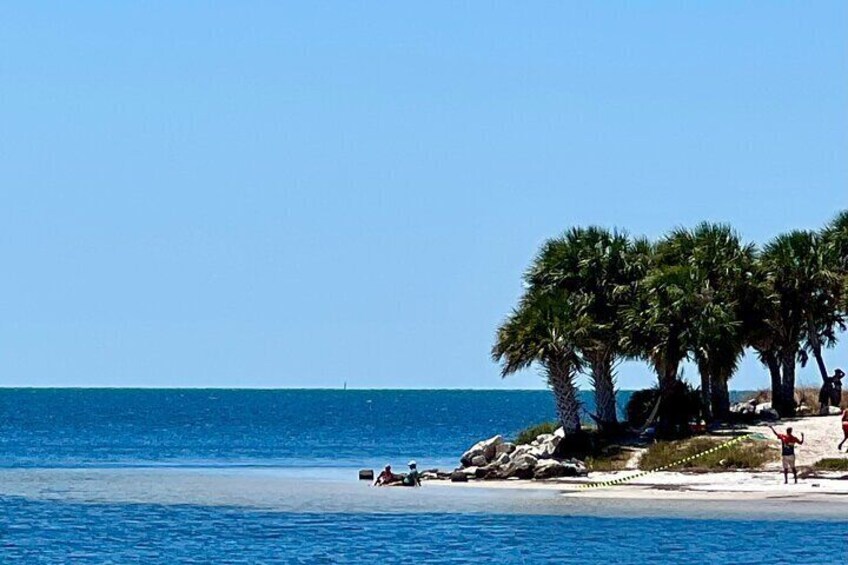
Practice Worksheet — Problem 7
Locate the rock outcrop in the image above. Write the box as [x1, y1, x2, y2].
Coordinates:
[729, 399, 778, 420]
[460, 435, 504, 467]
[453, 431, 587, 481]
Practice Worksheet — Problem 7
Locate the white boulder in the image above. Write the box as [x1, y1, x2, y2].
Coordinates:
[493, 453, 511, 466]
[535, 433, 554, 445]
[500, 454, 538, 479]
[533, 459, 573, 479]
[460, 435, 504, 467]
[470, 455, 488, 467]
[495, 442, 516, 455]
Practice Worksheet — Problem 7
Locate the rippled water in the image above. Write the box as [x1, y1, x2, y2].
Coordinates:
[3, 498, 845, 564]
[0, 389, 572, 469]
[0, 389, 841, 564]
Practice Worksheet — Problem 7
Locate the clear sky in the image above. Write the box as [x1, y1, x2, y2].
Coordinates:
[1, 3, 846, 390]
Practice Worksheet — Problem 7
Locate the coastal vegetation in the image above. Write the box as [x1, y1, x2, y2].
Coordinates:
[493, 212, 848, 438]
[624, 382, 702, 432]
[638, 437, 774, 471]
[584, 448, 631, 472]
[813, 458, 848, 472]
[514, 422, 559, 446]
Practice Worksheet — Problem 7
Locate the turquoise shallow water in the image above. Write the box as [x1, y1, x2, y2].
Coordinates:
[0, 389, 842, 563]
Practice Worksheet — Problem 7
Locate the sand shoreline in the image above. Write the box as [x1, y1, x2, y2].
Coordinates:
[433, 470, 848, 503]
[433, 413, 848, 503]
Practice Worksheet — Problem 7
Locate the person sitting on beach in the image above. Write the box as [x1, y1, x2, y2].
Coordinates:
[401, 461, 421, 487]
[768, 425, 804, 484]
[374, 464, 399, 486]
[839, 408, 848, 451]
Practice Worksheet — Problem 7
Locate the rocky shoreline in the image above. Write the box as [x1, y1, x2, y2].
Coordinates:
[421, 428, 588, 483]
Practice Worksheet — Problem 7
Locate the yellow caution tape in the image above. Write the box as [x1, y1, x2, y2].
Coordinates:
[578, 433, 757, 490]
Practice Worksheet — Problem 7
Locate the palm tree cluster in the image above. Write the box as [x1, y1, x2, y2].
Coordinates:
[493, 212, 848, 437]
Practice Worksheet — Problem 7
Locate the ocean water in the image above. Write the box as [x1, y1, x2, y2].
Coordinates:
[0, 389, 574, 470]
[0, 389, 844, 564]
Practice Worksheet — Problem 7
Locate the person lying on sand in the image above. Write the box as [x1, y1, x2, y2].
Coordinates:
[768, 425, 804, 484]
[374, 464, 400, 486]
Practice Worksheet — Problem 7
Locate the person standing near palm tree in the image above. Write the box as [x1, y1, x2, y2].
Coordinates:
[819, 368, 845, 415]
[819, 374, 836, 415]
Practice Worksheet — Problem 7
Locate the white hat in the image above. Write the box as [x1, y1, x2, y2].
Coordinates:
[408, 460, 417, 467]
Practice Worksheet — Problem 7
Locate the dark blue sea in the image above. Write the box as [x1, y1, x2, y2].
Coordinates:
[0, 389, 844, 564]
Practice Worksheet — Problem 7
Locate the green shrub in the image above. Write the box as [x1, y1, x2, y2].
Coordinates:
[625, 382, 704, 438]
[514, 421, 559, 445]
[626, 388, 661, 427]
[813, 458, 848, 472]
[639, 437, 774, 471]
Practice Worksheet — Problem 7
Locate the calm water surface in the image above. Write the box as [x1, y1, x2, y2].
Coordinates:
[0, 389, 842, 564]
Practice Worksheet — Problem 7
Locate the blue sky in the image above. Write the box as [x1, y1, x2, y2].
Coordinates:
[0, 3, 845, 389]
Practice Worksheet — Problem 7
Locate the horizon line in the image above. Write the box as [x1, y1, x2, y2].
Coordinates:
[0, 386, 760, 392]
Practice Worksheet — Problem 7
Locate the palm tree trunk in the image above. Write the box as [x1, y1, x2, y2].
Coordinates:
[661, 363, 680, 400]
[654, 360, 680, 436]
[780, 350, 797, 417]
[764, 352, 783, 415]
[710, 367, 730, 421]
[589, 351, 617, 429]
[697, 358, 712, 421]
[548, 361, 581, 435]
[806, 314, 829, 382]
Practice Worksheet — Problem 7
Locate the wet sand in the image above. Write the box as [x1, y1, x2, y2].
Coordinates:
[2, 467, 847, 522]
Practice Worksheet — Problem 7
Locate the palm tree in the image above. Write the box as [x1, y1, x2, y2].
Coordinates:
[757, 231, 845, 416]
[655, 224, 757, 420]
[526, 227, 648, 430]
[823, 210, 848, 274]
[492, 290, 584, 434]
[823, 210, 848, 318]
[621, 261, 700, 432]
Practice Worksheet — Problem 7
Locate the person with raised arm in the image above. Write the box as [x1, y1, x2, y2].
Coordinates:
[768, 425, 804, 484]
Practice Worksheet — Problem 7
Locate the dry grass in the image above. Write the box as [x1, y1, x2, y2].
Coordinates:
[639, 437, 776, 471]
[584, 447, 632, 472]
